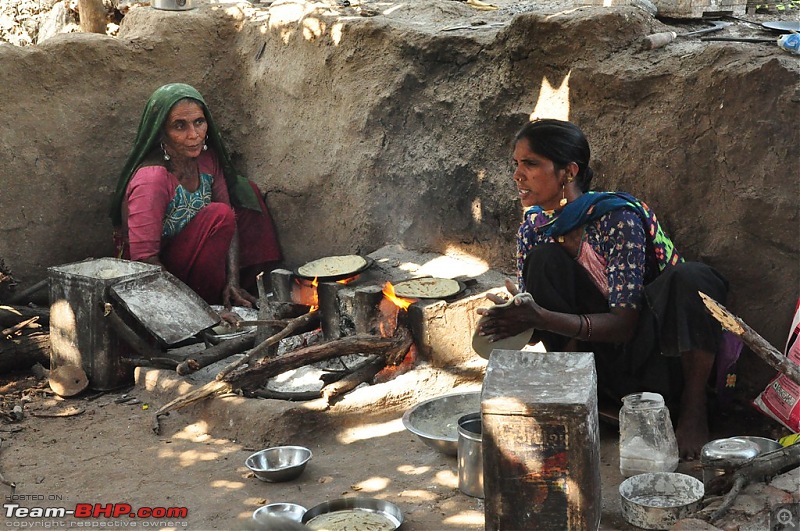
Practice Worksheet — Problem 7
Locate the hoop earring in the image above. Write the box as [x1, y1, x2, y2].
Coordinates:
[161, 142, 170, 161]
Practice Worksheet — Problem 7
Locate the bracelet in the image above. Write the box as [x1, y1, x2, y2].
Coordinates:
[574, 314, 584, 338]
[584, 314, 593, 340]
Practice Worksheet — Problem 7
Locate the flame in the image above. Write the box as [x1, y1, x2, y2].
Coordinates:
[382, 282, 414, 310]
[337, 275, 359, 285]
[309, 277, 319, 311]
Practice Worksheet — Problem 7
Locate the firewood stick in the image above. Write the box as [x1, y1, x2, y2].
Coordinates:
[1, 316, 39, 337]
[708, 444, 800, 522]
[0, 305, 49, 327]
[153, 328, 410, 422]
[103, 304, 164, 361]
[121, 357, 179, 370]
[700, 292, 800, 386]
[215, 309, 320, 381]
[248, 389, 321, 401]
[7, 279, 48, 305]
[175, 334, 256, 376]
[235, 319, 291, 328]
[321, 355, 385, 404]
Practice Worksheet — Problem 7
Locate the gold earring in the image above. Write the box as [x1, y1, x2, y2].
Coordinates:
[559, 184, 568, 207]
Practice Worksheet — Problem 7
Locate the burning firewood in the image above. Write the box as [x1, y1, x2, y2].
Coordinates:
[152, 327, 412, 434]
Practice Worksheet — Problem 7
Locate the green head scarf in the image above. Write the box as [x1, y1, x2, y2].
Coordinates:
[109, 83, 262, 226]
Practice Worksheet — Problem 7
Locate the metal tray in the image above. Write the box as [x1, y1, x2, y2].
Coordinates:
[762, 21, 800, 32]
[293, 256, 374, 282]
[109, 271, 220, 346]
[302, 497, 403, 530]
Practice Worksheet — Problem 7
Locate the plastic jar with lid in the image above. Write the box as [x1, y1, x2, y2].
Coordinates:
[618, 392, 679, 477]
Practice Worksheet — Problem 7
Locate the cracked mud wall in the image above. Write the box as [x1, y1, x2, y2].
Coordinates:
[0, 2, 797, 391]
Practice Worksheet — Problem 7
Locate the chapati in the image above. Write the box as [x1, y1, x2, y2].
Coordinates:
[393, 277, 461, 299]
[471, 293, 535, 359]
[297, 255, 367, 278]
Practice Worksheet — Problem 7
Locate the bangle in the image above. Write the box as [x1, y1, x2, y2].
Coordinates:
[585, 314, 593, 340]
[574, 315, 584, 338]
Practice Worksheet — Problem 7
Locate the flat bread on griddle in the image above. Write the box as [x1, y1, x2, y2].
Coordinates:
[297, 255, 367, 278]
[393, 277, 461, 299]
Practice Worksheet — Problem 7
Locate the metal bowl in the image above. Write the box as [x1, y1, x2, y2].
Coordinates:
[245, 446, 312, 482]
[735, 436, 781, 455]
[302, 497, 403, 530]
[252, 503, 307, 524]
[401, 391, 481, 456]
[620, 472, 704, 530]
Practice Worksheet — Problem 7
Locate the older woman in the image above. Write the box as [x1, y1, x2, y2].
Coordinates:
[110, 83, 281, 308]
[477, 119, 739, 460]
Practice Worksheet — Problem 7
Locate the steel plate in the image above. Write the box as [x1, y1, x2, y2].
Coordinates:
[302, 497, 403, 530]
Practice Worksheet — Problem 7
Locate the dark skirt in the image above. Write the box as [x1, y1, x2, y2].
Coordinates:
[522, 244, 729, 409]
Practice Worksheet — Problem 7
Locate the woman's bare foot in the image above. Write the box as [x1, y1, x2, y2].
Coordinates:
[675, 405, 709, 461]
[677, 348, 715, 461]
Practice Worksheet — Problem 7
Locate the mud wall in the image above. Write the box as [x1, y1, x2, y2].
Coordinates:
[0, 3, 797, 391]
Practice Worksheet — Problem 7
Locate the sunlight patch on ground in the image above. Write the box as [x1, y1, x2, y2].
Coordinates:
[337, 417, 405, 444]
[158, 448, 228, 467]
[397, 464, 431, 475]
[444, 509, 485, 526]
[397, 489, 439, 501]
[171, 422, 212, 442]
[352, 476, 390, 492]
[435, 469, 459, 489]
[210, 479, 246, 490]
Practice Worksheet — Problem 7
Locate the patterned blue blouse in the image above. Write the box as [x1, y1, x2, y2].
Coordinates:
[162, 173, 214, 239]
[516, 207, 655, 310]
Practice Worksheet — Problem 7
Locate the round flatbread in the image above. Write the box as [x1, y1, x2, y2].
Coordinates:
[471, 293, 535, 359]
[393, 278, 461, 299]
[297, 255, 367, 279]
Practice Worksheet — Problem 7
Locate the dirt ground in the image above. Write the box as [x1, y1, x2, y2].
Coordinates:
[0, 354, 787, 530]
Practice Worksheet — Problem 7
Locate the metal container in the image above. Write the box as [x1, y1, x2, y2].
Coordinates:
[151, 0, 194, 10]
[252, 503, 307, 524]
[457, 412, 483, 498]
[301, 497, 403, 530]
[701, 436, 780, 489]
[245, 446, 312, 483]
[619, 472, 704, 530]
[49, 258, 160, 391]
[401, 391, 481, 456]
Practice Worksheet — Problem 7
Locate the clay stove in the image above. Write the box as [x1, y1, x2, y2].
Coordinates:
[260, 244, 508, 371]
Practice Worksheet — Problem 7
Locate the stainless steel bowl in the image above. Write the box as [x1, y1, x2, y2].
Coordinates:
[245, 446, 312, 482]
[620, 472, 704, 530]
[302, 497, 403, 530]
[252, 503, 307, 524]
[401, 391, 481, 456]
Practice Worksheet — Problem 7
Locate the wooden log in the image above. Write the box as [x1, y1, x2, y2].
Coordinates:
[7, 279, 48, 305]
[0, 305, 49, 328]
[104, 304, 164, 361]
[2, 316, 40, 337]
[707, 444, 800, 522]
[321, 355, 385, 403]
[215, 309, 320, 381]
[153, 327, 411, 421]
[175, 333, 256, 376]
[248, 388, 321, 401]
[700, 292, 800, 386]
[0, 332, 49, 372]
